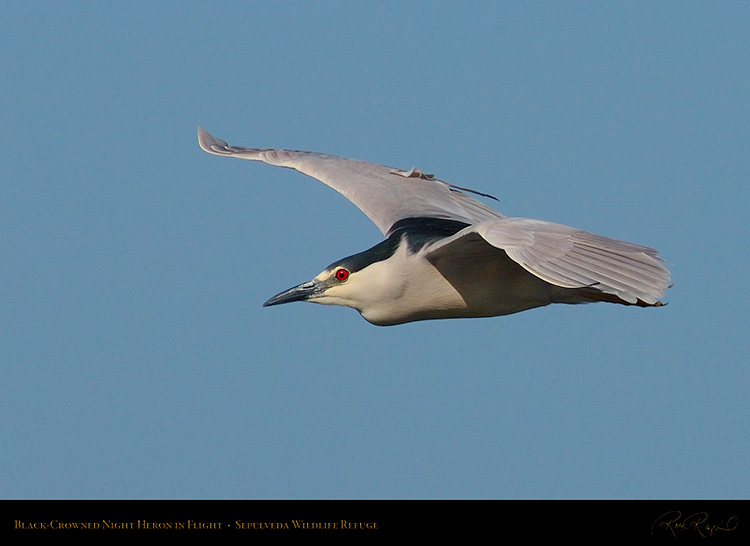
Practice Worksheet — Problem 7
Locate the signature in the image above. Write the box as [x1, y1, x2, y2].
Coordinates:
[651, 511, 738, 539]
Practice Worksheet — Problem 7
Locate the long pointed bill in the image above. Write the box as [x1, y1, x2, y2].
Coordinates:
[262, 280, 324, 307]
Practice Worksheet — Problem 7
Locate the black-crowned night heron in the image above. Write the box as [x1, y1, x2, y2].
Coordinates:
[198, 127, 671, 326]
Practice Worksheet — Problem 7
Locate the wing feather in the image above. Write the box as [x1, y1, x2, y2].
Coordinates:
[427, 218, 671, 305]
[197, 127, 503, 235]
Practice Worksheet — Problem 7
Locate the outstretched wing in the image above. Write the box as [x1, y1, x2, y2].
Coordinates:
[426, 217, 671, 305]
[198, 127, 503, 235]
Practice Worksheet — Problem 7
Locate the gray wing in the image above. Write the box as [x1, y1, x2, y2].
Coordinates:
[426, 217, 671, 305]
[198, 127, 504, 235]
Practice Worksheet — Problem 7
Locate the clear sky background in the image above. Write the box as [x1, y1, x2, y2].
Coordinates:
[2, 2, 748, 499]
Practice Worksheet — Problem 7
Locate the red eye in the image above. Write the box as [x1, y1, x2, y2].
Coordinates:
[335, 268, 349, 281]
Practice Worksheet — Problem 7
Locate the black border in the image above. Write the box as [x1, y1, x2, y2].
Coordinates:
[2, 500, 747, 542]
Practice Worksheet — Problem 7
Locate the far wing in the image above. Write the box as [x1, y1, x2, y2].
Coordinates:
[198, 127, 503, 235]
[425, 217, 671, 305]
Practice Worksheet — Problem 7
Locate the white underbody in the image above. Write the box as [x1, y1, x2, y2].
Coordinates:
[315, 239, 581, 326]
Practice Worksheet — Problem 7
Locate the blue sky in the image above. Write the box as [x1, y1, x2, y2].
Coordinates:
[2, 2, 748, 499]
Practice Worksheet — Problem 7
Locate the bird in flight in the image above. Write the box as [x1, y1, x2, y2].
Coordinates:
[198, 127, 670, 326]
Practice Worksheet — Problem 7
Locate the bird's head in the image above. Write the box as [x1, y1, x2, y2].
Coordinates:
[262, 264, 357, 308]
[262, 235, 411, 324]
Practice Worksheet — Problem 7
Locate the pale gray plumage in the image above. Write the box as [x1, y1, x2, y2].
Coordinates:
[197, 127, 670, 326]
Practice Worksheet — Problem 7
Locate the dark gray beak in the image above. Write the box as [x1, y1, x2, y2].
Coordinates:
[263, 280, 323, 307]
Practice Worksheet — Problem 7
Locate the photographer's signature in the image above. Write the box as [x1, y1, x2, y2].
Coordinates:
[651, 511, 738, 539]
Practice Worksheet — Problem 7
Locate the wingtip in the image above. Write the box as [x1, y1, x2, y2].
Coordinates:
[197, 126, 231, 155]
